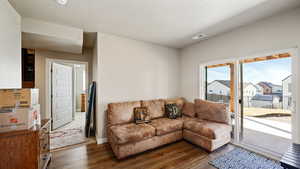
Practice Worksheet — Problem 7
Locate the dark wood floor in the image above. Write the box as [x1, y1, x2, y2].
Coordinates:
[49, 141, 234, 169]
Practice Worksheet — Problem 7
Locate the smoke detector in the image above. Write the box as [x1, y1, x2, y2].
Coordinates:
[192, 34, 208, 40]
[56, 0, 68, 5]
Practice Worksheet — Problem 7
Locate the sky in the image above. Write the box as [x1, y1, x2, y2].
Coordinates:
[207, 58, 291, 85]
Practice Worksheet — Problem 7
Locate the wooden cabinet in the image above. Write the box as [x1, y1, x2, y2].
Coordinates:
[0, 119, 51, 169]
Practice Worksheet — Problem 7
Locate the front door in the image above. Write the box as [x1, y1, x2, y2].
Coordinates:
[51, 62, 73, 130]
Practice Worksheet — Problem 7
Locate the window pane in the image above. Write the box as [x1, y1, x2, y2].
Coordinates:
[206, 65, 231, 105]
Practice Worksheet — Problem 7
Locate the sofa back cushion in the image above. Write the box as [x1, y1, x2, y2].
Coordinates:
[108, 101, 141, 125]
[165, 97, 186, 110]
[141, 99, 165, 119]
[182, 102, 195, 117]
[194, 99, 229, 124]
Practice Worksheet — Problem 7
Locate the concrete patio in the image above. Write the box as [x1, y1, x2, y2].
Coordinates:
[241, 116, 292, 155]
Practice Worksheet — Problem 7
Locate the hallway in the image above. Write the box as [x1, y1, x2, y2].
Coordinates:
[50, 112, 87, 150]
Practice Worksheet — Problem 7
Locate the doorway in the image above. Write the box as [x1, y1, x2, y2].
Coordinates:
[239, 53, 292, 156]
[46, 59, 89, 150]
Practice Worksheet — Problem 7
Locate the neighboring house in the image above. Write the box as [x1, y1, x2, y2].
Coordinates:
[244, 83, 263, 97]
[282, 75, 292, 110]
[257, 82, 272, 94]
[257, 82, 282, 94]
[251, 94, 281, 108]
[207, 80, 230, 96]
[272, 84, 283, 94]
[256, 85, 264, 95]
[243, 83, 263, 107]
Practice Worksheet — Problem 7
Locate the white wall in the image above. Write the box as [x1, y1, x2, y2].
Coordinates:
[92, 37, 98, 82]
[95, 33, 180, 142]
[180, 8, 300, 143]
[0, 0, 21, 89]
[22, 18, 83, 54]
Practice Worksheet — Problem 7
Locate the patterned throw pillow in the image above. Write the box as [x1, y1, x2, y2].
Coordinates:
[134, 107, 151, 124]
[165, 103, 181, 119]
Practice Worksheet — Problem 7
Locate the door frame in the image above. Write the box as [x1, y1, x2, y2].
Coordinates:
[45, 58, 89, 130]
[199, 47, 299, 144]
[199, 58, 236, 100]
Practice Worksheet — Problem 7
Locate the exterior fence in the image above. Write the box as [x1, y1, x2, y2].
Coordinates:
[206, 94, 230, 104]
[207, 94, 291, 110]
[243, 96, 283, 109]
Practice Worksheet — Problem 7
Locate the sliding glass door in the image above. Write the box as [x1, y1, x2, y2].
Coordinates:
[201, 50, 297, 157]
[239, 53, 292, 155]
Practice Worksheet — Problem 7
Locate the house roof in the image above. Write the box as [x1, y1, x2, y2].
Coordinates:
[282, 75, 292, 82]
[242, 82, 262, 92]
[258, 81, 282, 89]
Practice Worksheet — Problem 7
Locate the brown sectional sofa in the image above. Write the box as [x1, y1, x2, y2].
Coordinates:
[107, 98, 231, 159]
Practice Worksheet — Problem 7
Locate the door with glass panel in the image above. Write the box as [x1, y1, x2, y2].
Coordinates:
[239, 53, 292, 155]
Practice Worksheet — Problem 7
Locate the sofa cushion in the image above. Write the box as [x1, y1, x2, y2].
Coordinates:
[150, 118, 183, 136]
[194, 99, 230, 124]
[184, 120, 231, 139]
[182, 102, 195, 117]
[108, 101, 141, 125]
[142, 99, 165, 119]
[110, 123, 155, 144]
[165, 97, 186, 110]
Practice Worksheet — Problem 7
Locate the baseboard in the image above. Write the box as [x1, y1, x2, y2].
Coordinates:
[96, 137, 107, 144]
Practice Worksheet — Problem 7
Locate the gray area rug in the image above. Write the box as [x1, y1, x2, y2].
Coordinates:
[50, 128, 87, 149]
[209, 148, 283, 169]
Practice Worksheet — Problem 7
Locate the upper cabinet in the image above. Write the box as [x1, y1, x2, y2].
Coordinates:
[0, 0, 21, 89]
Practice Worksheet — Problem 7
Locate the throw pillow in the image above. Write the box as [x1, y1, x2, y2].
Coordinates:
[165, 98, 185, 112]
[165, 103, 180, 119]
[141, 99, 165, 119]
[182, 102, 195, 117]
[194, 99, 229, 124]
[134, 107, 151, 124]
